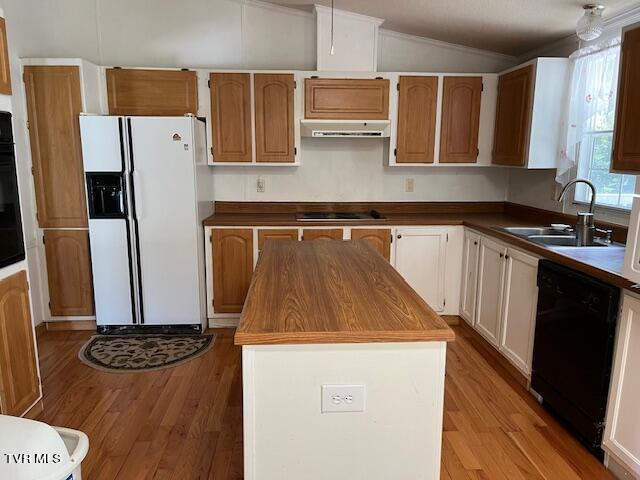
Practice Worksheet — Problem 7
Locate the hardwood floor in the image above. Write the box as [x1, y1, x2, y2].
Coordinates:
[33, 325, 614, 479]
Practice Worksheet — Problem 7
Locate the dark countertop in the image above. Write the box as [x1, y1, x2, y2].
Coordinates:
[235, 240, 455, 346]
[204, 204, 634, 292]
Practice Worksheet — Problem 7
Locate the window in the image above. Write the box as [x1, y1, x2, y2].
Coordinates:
[565, 40, 636, 209]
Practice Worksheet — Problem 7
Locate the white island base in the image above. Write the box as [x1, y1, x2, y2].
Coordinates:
[242, 341, 447, 480]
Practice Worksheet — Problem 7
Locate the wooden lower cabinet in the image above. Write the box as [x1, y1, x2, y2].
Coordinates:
[351, 228, 391, 261]
[302, 229, 343, 241]
[44, 230, 94, 316]
[258, 229, 298, 251]
[212, 229, 253, 314]
[0, 271, 40, 416]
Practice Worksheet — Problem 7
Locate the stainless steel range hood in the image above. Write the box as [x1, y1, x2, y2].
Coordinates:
[300, 119, 391, 138]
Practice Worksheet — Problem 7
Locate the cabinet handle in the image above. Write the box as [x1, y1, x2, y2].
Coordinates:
[397, 235, 402, 239]
[499, 253, 504, 258]
[473, 241, 478, 245]
[505, 254, 510, 259]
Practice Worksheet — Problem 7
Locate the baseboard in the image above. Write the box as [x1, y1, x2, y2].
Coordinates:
[208, 317, 239, 328]
[456, 320, 529, 389]
[46, 320, 97, 331]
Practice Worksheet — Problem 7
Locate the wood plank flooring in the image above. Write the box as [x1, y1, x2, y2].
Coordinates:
[33, 325, 614, 479]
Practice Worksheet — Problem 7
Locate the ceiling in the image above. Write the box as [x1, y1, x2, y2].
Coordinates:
[271, 0, 639, 56]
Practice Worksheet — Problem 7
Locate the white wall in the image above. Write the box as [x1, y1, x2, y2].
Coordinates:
[214, 140, 509, 201]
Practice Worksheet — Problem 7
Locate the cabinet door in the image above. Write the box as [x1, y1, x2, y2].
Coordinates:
[304, 78, 389, 120]
[210, 73, 252, 163]
[0, 272, 39, 416]
[351, 229, 391, 261]
[255, 74, 295, 163]
[258, 229, 298, 251]
[604, 294, 640, 476]
[492, 65, 534, 166]
[460, 230, 480, 325]
[0, 17, 11, 95]
[44, 230, 94, 316]
[106, 68, 198, 116]
[394, 228, 447, 312]
[499, 248, 538, 374]
[302, 229, 344, 241]
[475, 236, 506, 347]
[212, 229, 253, 314]
[396, 76, 438, 164]
[440, 76, 482, 163]
[612, 26, 640, 172]
[24, 66, 88, 228]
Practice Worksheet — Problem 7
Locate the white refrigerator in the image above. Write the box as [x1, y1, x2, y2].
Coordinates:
[79, 115, 212, 330]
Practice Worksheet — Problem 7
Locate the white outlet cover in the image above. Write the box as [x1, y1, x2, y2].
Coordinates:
[321, 384, 365, 413]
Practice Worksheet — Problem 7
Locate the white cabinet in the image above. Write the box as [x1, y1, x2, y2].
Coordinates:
[460, 230, 480, 325]
[500, 248, 538, 373]
[476, 236, 507, 347]
[474, 233, 539, 375]
[394, 227, 448, 312]
[603, 293, 640, 477]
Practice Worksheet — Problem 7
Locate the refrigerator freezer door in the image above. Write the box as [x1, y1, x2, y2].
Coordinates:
[128, 117, 201, 325]
[88, 219, 134, 325]
[80, 116, 124, 172]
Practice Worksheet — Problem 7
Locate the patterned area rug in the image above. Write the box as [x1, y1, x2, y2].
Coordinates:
[78, 334, 215, 373]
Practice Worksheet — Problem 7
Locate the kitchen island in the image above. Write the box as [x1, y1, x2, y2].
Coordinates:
[236, 240, 454, 480]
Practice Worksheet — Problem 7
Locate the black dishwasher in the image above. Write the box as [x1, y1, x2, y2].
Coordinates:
[531, 260, 619, 458]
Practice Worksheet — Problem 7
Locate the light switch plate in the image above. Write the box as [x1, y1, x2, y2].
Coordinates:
[321, 384, 365, 413]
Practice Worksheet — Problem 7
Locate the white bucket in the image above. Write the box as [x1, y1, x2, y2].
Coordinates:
[0, 415, 89, 480]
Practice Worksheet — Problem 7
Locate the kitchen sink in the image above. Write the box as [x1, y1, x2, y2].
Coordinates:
[527, 235, 608, 247]
[501, 226, 571, 237]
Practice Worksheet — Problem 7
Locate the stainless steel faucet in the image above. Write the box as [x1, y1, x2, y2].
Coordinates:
[557, 179, 596, 246]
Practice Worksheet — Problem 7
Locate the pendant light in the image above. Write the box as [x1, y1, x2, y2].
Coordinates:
[576, 4, 605, 41]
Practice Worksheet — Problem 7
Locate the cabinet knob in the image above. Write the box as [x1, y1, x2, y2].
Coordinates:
[473, 241, 478, 245]
[397, 235, 402, 239]
[499, 253, 504, 258]
[505, 254, 510, 259]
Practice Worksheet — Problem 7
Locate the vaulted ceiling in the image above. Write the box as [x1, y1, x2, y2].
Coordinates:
[272, 0, 639, 56]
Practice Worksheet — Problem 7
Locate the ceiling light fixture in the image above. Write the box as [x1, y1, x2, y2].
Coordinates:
[576, 4, 605, 41]
[330, 0, 335, 55]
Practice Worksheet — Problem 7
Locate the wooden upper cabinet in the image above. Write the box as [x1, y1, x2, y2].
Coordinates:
[0, 271, 39, 416]
[0, 18, 12, 95]
[24, 66, 88, 228]
[302, 229, 343, 241]
[440, 77, 482, 163]
[492, 65, 534, 166]
[258, 229, 298, 251]
[255, 74, 295, 163]
[304, 78, 389, 119]
[351, 229, 391, 262]
[612, 25, 640, 172]
[212, 229, 253, 314]
[396, 76, 438, 164]
[106, 68, 198, 116]
[210, 73, 252, 163]
[44, 230, 94, 316]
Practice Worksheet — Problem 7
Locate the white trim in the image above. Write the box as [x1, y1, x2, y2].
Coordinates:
[379, 29, 517, 63]
[313, 4, 385, 26]
[237, 0, 314, 19]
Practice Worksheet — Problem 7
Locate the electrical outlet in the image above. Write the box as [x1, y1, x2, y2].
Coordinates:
[405, 178, 414, 193]
[321, 384, 365, 413]
[257, 177, 265, 193]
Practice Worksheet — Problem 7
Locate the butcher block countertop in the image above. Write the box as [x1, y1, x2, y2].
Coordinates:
[235, 240, 455, 346]
[205, 201, 635, 292]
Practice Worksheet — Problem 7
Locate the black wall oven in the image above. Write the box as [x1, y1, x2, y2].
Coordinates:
[0, 112, 25, 268]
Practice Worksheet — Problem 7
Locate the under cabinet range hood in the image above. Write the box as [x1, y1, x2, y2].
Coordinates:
[300, 119, 391, 138]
